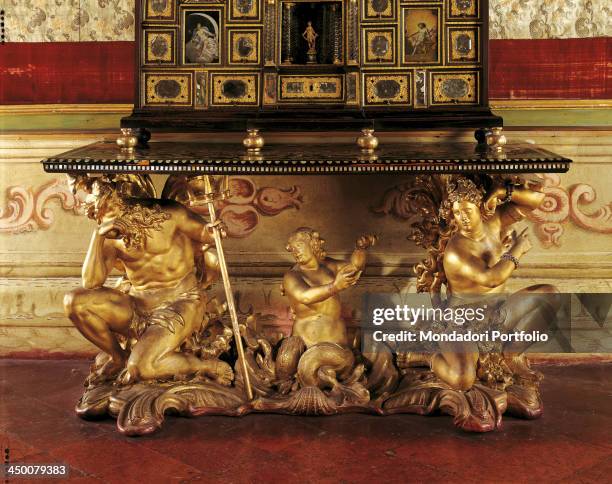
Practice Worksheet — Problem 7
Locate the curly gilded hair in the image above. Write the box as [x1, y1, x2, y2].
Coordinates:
[439, 176, 493, 223]
[286, 227, 327, 262]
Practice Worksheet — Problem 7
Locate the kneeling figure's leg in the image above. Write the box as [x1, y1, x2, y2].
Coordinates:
[432, 341, 479, 391]
[126, 296, 233, 385]
[64, 287, 133, 379]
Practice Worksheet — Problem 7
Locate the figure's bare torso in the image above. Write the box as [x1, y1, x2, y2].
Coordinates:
[107, 204, 196, 291]
[288, 261, 341, 319]
[286, 260, 346, 347]
[444, 214, 507, 295]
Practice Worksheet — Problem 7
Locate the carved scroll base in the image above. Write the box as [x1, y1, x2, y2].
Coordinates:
[383, 366, 543, 432]
[75, 359, 542, 436]
[76, 380, 245, 436]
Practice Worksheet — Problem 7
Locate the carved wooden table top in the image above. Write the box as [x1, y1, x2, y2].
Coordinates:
[42, 141, 571, 175]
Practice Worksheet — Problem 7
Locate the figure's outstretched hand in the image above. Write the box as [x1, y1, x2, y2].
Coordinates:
[484, 185, 506, 213]
[356, 234, 378, 250]
[333, 264, 361, 291]
[484, 193, 498, 213]
[501, 230, 515, 252]
[206, 220, 227, 239]
[512, 227, 532, 257]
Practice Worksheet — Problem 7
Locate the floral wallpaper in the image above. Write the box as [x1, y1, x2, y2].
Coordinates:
[4, 0, 135, 42]
[490, 0, 611, 39]
[3, 0, 610, 42]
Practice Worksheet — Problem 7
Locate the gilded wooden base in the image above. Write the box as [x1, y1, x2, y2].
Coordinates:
[75, 331, 543, 436]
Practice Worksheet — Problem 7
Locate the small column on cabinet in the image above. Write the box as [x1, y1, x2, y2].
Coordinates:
[282, 2, 294, 64]
[331, 3, 342, 64]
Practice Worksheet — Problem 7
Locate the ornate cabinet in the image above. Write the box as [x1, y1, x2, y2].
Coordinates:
[122, 0, 501, 132]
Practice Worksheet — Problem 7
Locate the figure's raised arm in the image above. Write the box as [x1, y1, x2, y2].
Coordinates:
[82, 229, 117, 289]
[283, 267, 359, 305]
[328, 234, 377, 273]
[484, 181, 545, 228]
[173, 202, 217, 245]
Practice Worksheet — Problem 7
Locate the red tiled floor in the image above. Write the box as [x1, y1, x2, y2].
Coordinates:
[562, 456, 612, 483]
[51, 439, 203, 482]
[0, 360, 610, 483]
[0, 432, 38, 461]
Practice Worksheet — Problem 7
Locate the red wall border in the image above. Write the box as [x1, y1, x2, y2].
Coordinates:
[0, 38, 609, 104]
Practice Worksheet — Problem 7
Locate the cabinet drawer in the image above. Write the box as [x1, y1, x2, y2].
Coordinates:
[364, 74, 411, 106]
[279, 75, 344, 102]
[143, 29, 176, 65]
[362, 27, 397, 65]
[143, 72, 192, 106]
[431, 71, 479, 105]
[228, 29, 261, 65]
[211, 73, 259, 106]
[447, 26, 480, 64]
[448, 0, 479, 18]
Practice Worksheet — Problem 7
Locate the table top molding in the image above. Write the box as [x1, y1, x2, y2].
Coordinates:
[42, 141, 572, 175]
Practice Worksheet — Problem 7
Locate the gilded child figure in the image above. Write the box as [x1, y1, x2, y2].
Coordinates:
[283, 228, 376, 348]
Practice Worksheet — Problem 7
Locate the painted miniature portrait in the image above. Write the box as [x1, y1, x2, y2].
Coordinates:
[403, 8, 439, 63]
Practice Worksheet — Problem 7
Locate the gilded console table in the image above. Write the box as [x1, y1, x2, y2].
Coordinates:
[41, 141, 571, 435]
